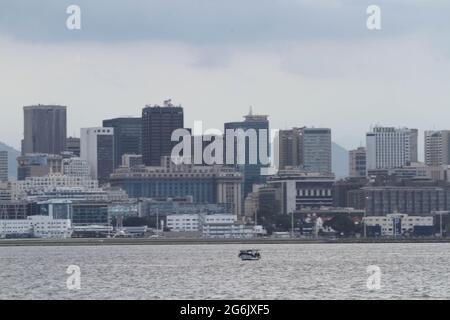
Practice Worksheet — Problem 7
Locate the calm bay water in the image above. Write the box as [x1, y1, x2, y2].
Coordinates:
[0, 243, 449, 300]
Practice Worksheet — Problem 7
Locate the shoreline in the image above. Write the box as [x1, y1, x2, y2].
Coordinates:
[1, 237, 450, 247]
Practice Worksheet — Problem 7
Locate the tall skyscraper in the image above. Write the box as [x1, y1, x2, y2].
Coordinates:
[366, 127, 418, 170]
[224, 109, 270, 200]
[66, 137, 81, 156]
[301, 128, 332, 174]
[142, 100, 184, 166]
[0, 151, 8, 182]
[80, 127, 114, 184]
[277, 127, 332, 174]
[103, 117, 142, 168]
[424, 130, 450, 166]
[349, 147, 366, 177]
[278, 128, 302, 169]
[22, 105, 67, 155]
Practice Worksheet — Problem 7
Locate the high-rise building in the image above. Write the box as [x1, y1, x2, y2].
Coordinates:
[0, 151, 8, 182]
[22, 105, 67, 155]
[66, 137, 81, 156]
[102, 117, 142, 168]
[142, 100, 184, 166]
[349, 147, 366, 177]
[80, 127, 114, 184]
[424, 130, 450, 166]
[366, 127, 418, 170]
[224, 109, 270, 200]
[301, 128, 332, 174]
[277, 127, 332, 174]
[278, 128, 302, 169]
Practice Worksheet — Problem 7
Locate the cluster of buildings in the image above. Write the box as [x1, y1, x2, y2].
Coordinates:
[0, 102, 449, 239]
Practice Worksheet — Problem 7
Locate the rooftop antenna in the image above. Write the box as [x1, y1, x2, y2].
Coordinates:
[249, 105, 253, 116]
[163, 99, 172, 107]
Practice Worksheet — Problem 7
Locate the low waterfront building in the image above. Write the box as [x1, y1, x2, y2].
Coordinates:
[72, 202, 109, 226]
[0, 200, 38, 219]
[166, 214, 200, 232]
[139, 198, 232, 218]
[363, 213, 434, 237]
[0, 199, 73, 238]
[166, 213, 266, 238]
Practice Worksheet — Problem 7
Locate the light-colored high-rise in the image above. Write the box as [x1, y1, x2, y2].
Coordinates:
[80, 127, 114, 184]
[349, 147, 366, 177]
[424, 130, 450, 166]
[366, 127, 418, 170]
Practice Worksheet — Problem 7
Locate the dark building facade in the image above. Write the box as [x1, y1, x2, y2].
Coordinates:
[66, 137, 81, 156]
[348, 186, 450, 215]
[142, 100, 184, 166]
[278, 129, 301, 170]
[103, 117, 142, 168]
[97, 134, 114, 184]
[267, 171, 335, 214]
[332, 177, 368, 208]
[22, 105, 67, 155]
[277, 127, 332, 174]
[72, 202, 109, 226]
[224, 110, 270, 200]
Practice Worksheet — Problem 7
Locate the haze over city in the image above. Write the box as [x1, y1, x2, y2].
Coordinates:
[1, 0, 450, 153]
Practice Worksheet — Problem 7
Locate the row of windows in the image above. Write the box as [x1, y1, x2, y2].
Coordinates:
[297, 189, 332, 197]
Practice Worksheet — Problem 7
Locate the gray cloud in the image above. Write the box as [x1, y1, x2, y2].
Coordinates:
[0, 0, 449, 45]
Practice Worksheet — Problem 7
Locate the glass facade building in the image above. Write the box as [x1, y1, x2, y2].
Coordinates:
[103, 117, 142, 168]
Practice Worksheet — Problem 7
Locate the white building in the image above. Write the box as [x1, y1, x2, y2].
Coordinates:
[366, 127, 418, 170]
[11, 174, 98, 199]
[363, 213, 433, 237]
[80, 127, 114, 183]
[0, 200, 73, 239]
[63, 157, 90, 177]
[166, 214, 200, 232]
[166, 213, 266, 238]
[424, 130, 450, 166]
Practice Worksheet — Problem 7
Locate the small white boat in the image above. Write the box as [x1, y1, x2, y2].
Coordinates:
[238, 249, 261, 261]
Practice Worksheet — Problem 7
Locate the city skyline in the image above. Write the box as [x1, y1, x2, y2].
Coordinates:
[1, 102, 448, 164]
[1, 1, 450, 154]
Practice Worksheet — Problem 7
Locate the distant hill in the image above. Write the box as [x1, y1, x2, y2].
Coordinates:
[0, 141, 20, 179]
[332, 142, 348, 179]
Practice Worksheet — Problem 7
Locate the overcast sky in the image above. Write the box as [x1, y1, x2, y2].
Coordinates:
[1, 0, 450, 157]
